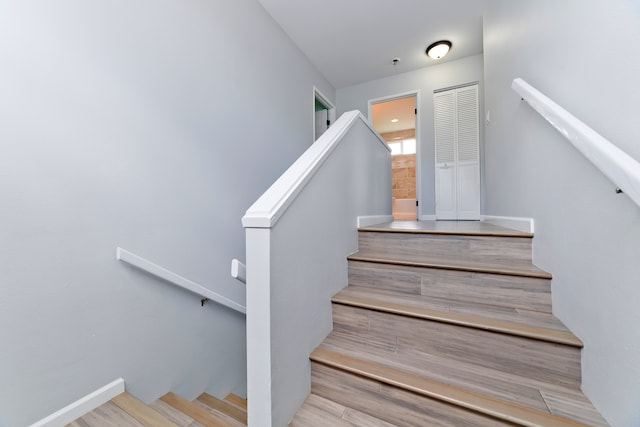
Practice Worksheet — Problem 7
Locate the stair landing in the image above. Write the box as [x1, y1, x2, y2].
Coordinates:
[361, 219, 533, 237]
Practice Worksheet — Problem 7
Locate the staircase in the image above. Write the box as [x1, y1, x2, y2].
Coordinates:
[67, 391, 247, 426]
[290, 220, 608, 426]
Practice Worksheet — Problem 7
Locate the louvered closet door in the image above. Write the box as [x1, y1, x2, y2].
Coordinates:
[434, 91, 457, 219]
[434, 84, 480, 220]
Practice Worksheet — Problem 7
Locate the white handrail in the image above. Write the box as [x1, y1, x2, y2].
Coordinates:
[242, 110, 389, 228]
[512, 78, 640, 209]
[116, 247, 246, 314]
[230, 259, 246, 284]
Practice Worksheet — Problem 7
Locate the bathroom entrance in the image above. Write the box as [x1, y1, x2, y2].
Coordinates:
[370, 93, 418, 220]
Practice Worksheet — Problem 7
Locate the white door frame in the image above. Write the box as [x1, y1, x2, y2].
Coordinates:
[313, 86, 336, 142]
[368, 90, 422, 220]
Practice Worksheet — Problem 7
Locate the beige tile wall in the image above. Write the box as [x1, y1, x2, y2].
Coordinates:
[392, 154, 416, 199]
[380, 130, 416, 200]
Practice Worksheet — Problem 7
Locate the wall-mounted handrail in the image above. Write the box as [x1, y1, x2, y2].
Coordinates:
[230, 259, 246, 284]
[116, 247, 246, 314]
[512, 78, 640, 209]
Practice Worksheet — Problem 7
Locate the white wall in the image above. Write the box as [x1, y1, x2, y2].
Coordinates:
[245, 115, 391, 426]
[0, 1, 334, 425]
[483, 1, 640, 426]
[336, 55, 485, 216]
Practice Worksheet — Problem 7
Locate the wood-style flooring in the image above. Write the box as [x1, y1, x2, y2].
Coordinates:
[362, 220, 534, 237]
[67, 392, 246, 427]
[289, 220, 608, 426]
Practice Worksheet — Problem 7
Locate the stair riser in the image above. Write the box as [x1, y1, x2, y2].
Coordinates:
[358, 231, 533, 265]
[348, 260, 552, 313]
[311, 362, 514, 427]
[333, 304, 582, 388]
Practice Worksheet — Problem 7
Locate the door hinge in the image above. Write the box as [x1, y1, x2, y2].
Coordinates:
[415, 108, 417, 115]
[327, 120, 331, 126]
[416, 200, 419, 206]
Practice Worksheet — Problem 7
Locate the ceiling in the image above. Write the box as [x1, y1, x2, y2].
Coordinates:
[258, 0, 485, 89]
[371, 96, 416, 134]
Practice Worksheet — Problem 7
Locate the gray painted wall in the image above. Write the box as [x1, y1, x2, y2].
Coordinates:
[0, 1, 334, 425]
[336, 54, 485, 216]
[483, 1, 640, 426]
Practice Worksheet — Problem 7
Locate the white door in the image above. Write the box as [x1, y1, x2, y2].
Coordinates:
[434, 84, 480, 220]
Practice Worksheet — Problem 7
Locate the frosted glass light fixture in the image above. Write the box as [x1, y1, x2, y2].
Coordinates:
[426, 40, 452, 60]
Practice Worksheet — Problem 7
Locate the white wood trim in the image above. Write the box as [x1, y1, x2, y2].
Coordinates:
[368, 90, 422, 219]
[313, 86, 335, 113]
[246, 228, 273, 426]
[117, 247, 246, 314]
[415, 90, 422, 219]
[313, 86, 336, 142]
[29, 378, 125, 427]
[482, 215, 534, 233]
[357, 215, 394, 228]
[367, 90, 421, 112]
[513, 78, 640, 209]
[242, 111, 389, 229]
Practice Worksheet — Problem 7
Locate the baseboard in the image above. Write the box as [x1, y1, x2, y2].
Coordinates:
[419, 214, 437, 221]
[481, 215, 534, 233]
[30, 378, 125, 427]
[357, 215, 394, 228]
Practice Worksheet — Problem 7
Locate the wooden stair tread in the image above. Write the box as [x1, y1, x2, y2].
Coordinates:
[223, 394, 247, 411]
[197, 393, 247, 424]
[289, 393, 397, 426]
[111, 392, 179, 427]
[160, 392, 235, 427]
[67, 400, 145, 427]
[339, 285, 566, 332]
[332, 291, 582, 347]
[319, 331, 606, 425]
[348, 252, 552, 279]
[310, 348, 592, 427]
[150, 400, 206, 427]
[192, 401, 245, 427]
[360, 220, 533, 238]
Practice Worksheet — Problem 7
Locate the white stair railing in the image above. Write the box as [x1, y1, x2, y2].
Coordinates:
[117, 247, 246, 314]
[242, 110, 392, 426]
[512, 78, 640, 209]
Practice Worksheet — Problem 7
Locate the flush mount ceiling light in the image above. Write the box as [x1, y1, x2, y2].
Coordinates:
[426, 40, 452, 60]
[391, 118, 399, 123]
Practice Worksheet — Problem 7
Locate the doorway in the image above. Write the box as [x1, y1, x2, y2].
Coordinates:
[369, 92, 419, 220]
[314, 87, 335, 141]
